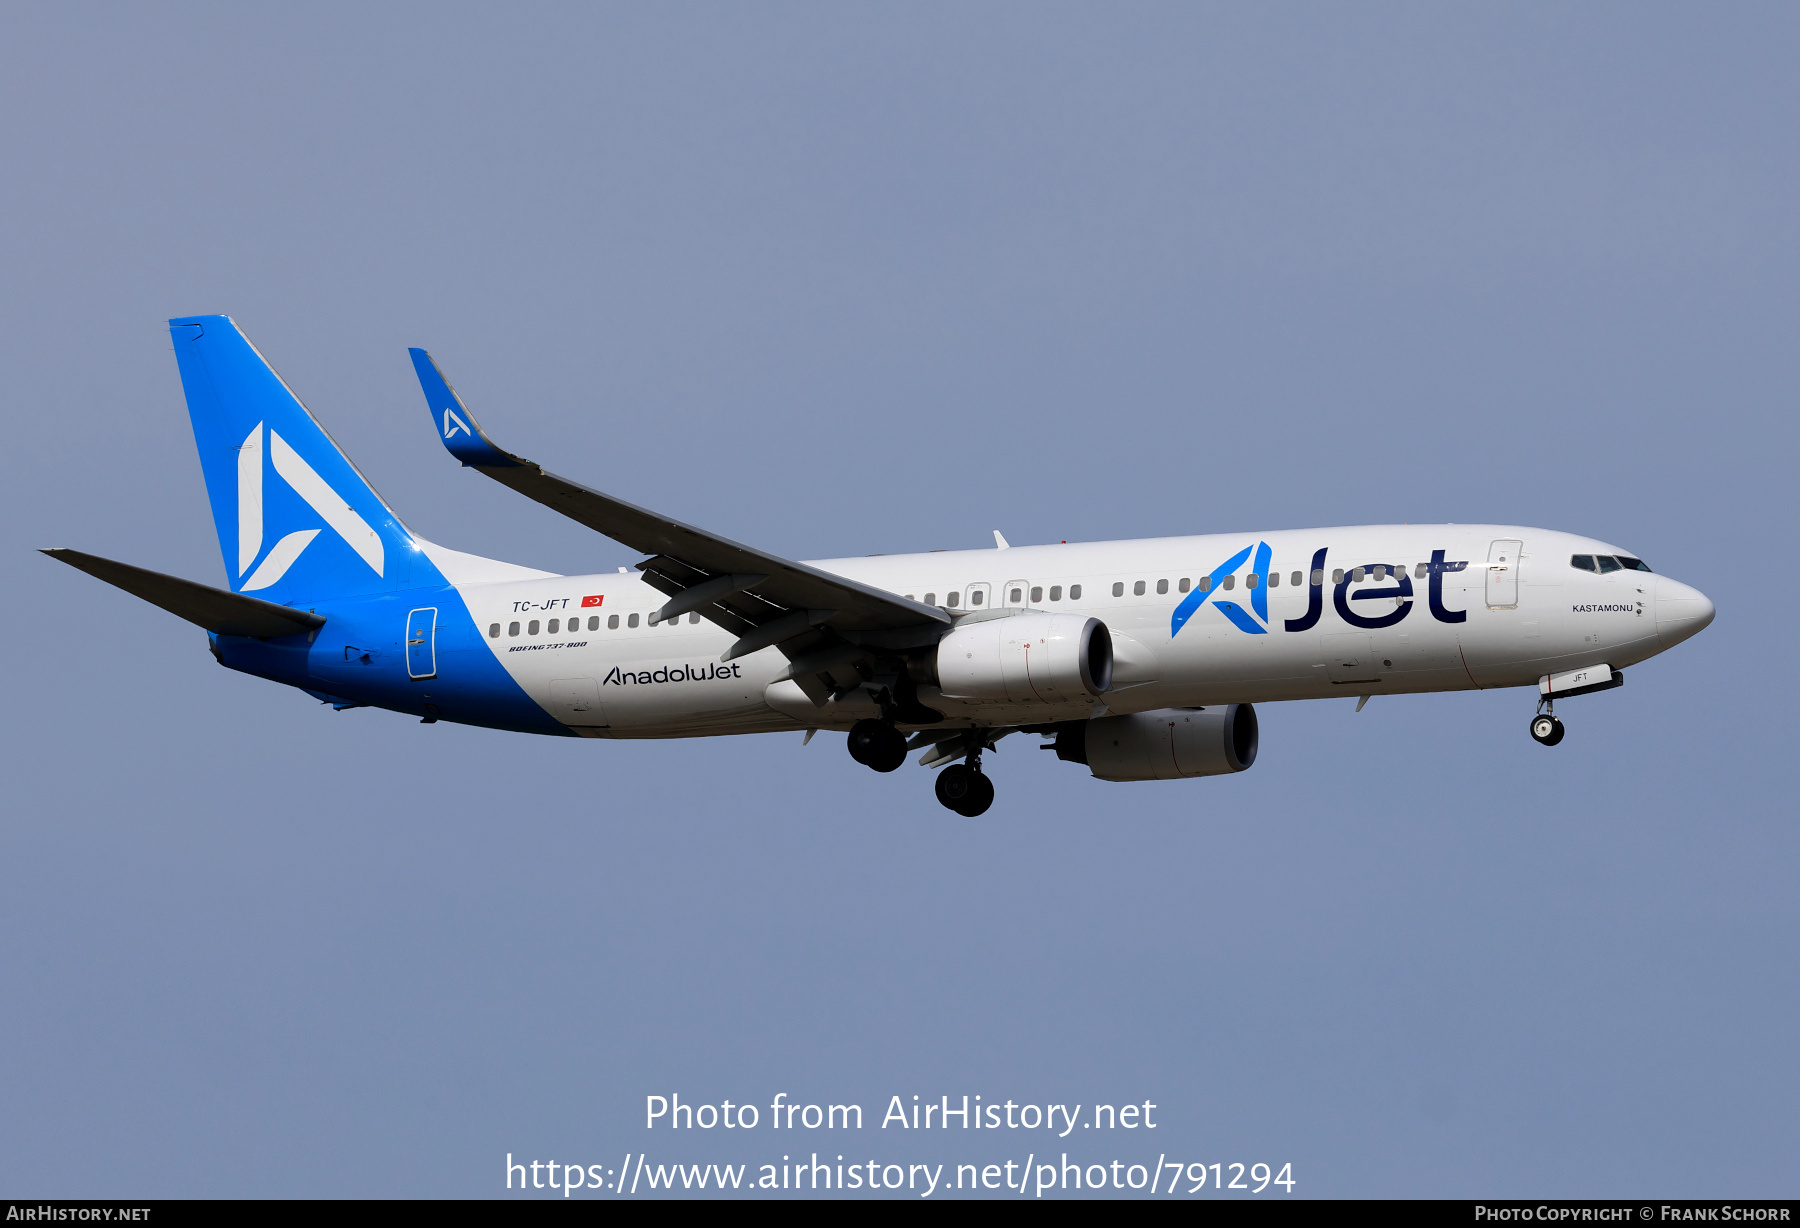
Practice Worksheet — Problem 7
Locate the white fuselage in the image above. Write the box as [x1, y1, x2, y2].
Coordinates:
[452, 525, 1711, 738]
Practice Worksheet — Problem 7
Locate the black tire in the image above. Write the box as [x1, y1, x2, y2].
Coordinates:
[959, 772, 995, 817]
[1544, 716, 1565, 746]
[868, 726, 907, 773]
[935, 764, 977, 811]
[1530, 714, 1565, 746]
[847, 719, 889, 767]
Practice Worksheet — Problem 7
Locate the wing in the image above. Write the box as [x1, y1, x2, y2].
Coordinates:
[43, 549, 326, 639]
[408, 349, 949, 683]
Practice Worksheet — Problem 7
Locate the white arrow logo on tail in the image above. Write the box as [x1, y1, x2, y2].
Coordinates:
[236, 421, 384, 591]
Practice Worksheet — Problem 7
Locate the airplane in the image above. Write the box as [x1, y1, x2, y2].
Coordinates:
[45, 316, 1716, 816]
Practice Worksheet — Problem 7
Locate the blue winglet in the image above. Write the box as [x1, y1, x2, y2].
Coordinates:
[407, 348, 524, 469]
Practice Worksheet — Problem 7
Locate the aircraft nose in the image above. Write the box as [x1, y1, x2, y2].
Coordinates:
[1656, 576, 1715, 646]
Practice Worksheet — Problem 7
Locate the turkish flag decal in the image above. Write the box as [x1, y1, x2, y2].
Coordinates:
[581, 595, 604, 607]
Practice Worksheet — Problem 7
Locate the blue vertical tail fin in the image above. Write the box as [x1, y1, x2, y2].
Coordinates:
[170, 315, 422, 602]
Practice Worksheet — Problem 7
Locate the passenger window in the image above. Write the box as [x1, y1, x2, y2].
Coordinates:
[1415, 562, 1428, 579]
[1156, 578, 1168, 595]
[946, 592, 960, 608]
[1030, 586, 1043, 603]
[608, 614, 620, 629]
[1133, 581, 1145, 596]
[628, 613, 640, 628]
[508, 621, 520, 637]
[528, 620, 540, 635]
[1113, 582, 1125, 597]
[1049, 586, 1062, 601]
[924, 592, 936, 606]
[1198, 576, 1211, 592]
[1293, 571, 1303, 586]
[1570, 555, 1596, 572]
[1597, 555, 1621, 573]
[689, 612, 700, 624]
[1010, 588, 1022, 603]
[1267, 572, 1279, 587]
[488, 623, 500, 638]
[1222, 574, 1236, 591]
[969, 590, 983, 606]
[1371, 566, 1385, 581]
[1069, 584, 1082, 599]
[589, 616, 600, 631]
[1332, 569, 1345, 584]
[1351, 567, 1364, 582]
[548, 618, 559, 633]
[1178, 577, 1190, 593]
[1246, 573, 1260, 588]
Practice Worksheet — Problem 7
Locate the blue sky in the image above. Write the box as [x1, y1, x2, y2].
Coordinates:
[1, 3, 1794, 1197]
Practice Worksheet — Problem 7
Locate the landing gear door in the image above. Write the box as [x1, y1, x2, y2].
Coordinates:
[1486, 539, 1522, 609]
[406, 607, 438, 679]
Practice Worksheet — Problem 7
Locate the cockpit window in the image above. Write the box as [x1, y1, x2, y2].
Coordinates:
[1615, 556, 1652, 572]
[1596, 555, 1621, 573]
[1570, 555, 1597, 572]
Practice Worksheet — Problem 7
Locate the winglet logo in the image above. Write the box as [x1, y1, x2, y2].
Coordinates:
[442, 406, 471, 440]
[235, 421, 384, 591]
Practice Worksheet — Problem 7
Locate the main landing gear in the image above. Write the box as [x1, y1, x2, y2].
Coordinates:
[846, 718, 907, 773]
[847, 717, 998, 815]
[1530, 701, 1566, 747]
[935, 759, 995, 817]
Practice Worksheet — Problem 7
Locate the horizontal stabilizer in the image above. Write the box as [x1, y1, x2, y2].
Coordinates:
[42, 549, 327, 639]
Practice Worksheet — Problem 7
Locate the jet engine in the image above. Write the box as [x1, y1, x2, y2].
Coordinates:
[1049, 705, 1258, 781]
[925, 613, 1112, 704]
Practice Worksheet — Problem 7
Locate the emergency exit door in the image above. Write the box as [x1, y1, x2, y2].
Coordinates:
[406, 607, 438, 679]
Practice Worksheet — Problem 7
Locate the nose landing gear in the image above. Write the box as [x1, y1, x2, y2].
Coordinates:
[1530, 702, 1566, 747]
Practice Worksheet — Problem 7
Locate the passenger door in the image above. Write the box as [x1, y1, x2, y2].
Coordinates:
[1486, 539, 1522, 609]
[1003, 579, 1030, 608]
[405, 607, 437, 679]
[965, 582, 992, 611]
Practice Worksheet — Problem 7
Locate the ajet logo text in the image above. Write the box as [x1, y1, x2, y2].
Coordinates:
[1170, 546, 1470, 639]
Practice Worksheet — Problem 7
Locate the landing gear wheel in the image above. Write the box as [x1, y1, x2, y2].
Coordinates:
[1530, 714, 1565, 746]
[963, 772, 995, 816]
[934, 764, 995, 816]
[847, 719, 907, 773]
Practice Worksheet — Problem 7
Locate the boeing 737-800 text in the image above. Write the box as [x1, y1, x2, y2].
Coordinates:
[46, 317, 1716, 815]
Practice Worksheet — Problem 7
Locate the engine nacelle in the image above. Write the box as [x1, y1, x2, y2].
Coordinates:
[931, 613, 1112, 703]
[1052, 705, 1258, 781]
